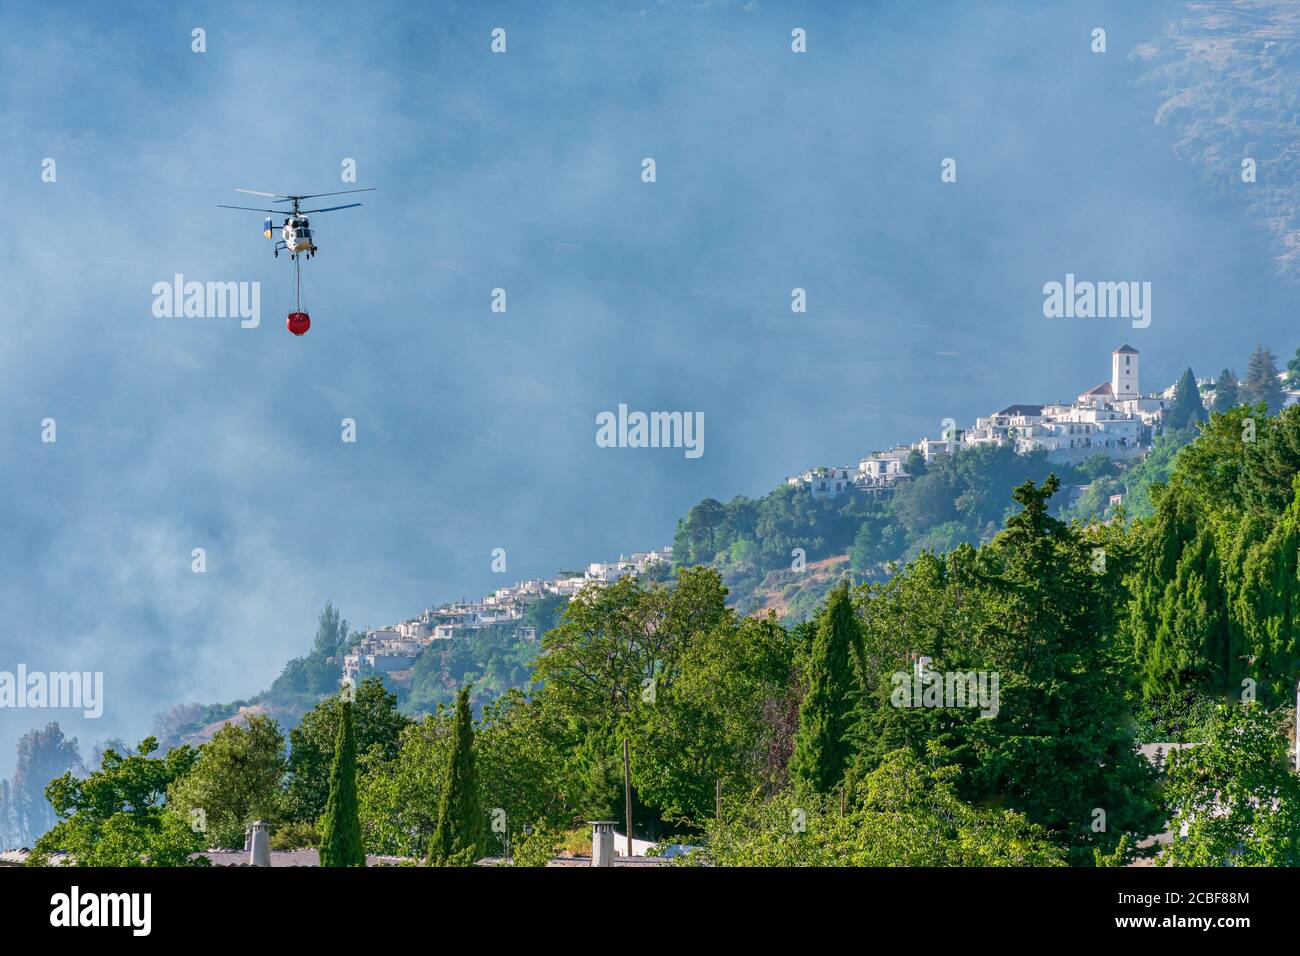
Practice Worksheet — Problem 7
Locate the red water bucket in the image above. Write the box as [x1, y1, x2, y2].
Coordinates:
[286, 311, 311, 336]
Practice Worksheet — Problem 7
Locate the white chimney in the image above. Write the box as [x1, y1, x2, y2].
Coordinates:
[589, 821, 616, 868]
[248, 820, 270, 867]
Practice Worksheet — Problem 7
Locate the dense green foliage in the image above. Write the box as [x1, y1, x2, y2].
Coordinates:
[30, 738, 208, 867]
[683, 749, 1064, 866]
[1162, 704, 1300, 866]
[850, 477, 1161, 864]
[166, 715, 286, 849]
[1128, 404, 1300, 706]
[284, 678, 410, 824]
[23, 345, 1300, 868]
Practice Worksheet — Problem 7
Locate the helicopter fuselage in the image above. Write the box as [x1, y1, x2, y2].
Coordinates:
[281, 217, 315, 255]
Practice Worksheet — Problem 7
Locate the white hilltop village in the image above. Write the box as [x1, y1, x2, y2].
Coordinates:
[341, 345, 1296, 684]
[788, 344, 1234, 500]
[339, 547, 673, 682]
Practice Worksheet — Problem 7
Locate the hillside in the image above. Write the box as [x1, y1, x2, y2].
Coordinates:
[151, 429, 1194, 752]
[678, 437, 1192, 623]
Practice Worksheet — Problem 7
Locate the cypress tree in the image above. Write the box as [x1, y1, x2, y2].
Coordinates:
[427, 686, 482, 866]
[317, 700, 365, 867]
[1231, 482, 1300, 703]
[1211, 369, 1239, 414]
[1164, 367, 1206, 431]
[1241, 345, 1285, 415]
[790, 581, 859, 794]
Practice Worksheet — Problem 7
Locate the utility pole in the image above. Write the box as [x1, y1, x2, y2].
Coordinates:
[715, 779, 722, 820]
[623, 738, 633, 858]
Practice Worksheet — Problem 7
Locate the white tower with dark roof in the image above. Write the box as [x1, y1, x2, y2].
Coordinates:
[1112, 344, 1139, 400]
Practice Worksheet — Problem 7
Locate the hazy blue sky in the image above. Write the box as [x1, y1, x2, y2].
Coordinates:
[2, 0, 1296, 772]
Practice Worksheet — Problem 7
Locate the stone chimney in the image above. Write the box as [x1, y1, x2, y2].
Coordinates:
[589, 821, 617, 868]
[248, 820, 270, 867]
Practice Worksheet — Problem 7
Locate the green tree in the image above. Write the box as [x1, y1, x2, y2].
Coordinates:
[1162, 704, 1300, 866]
[529, 567, 731, 829]
[1228, 479, 1300, 703]
[474, 690, 572, 850]
[317, 700, 364, 867]
[358, 712, 452, 857]
[631, 613, 795, 823]
[167, 714, 286, 849]
[1212, 369, 1239, 413]
[1128, 481, 1230, 696]
[284, 677, 410, 823]
[789, 581, 859, 794]
[427, 686, 482, 866]
[965, 477, 1158, 863]
[682, 749, 1063, 867]
[852, 478, 1160, 864]
[266, 602, 358, 702]
[1164, 367, 1207, 431]
[511, 820, 562, 867]
[29, 737, 208, 867]
[674, 498, 729, 565]
[1240, 404, 1300, 515]
[1241, 345, 1285, 416]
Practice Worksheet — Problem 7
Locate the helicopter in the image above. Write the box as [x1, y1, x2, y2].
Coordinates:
[218, 187, 374, 260]
[219, 187, 373, 335]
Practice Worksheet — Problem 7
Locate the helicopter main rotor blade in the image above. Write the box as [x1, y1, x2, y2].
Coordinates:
[299, 203, 362, 214]
[218, 204, 283, 213]
[234, 188, 289, 199]
[289, 188, 376, 201]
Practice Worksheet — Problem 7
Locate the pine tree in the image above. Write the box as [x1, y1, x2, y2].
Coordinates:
[1164, 367, 1206, 431]
[1211, 369, 1239, 414]
[427, 686, 482, 866]
[970, 476, 1160, 863]
[1241, 345, 1285, 415]
[790, 581, 859, 794]
[317, 700, 364, 867]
